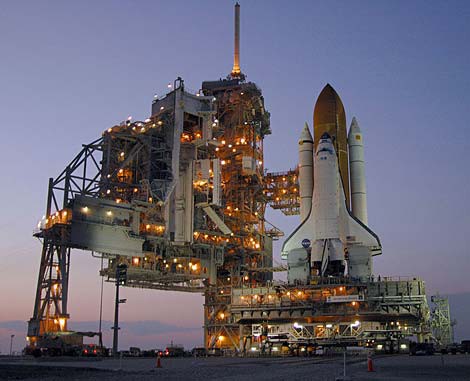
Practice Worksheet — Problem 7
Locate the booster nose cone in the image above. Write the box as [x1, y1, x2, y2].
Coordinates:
[348, 116, 361, 138]
[299, 122, 313, 143]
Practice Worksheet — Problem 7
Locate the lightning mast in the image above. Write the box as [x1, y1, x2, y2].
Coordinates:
[230, 3, 244, 80]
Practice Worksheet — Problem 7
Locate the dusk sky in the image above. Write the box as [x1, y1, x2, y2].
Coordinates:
[0, 0, 469, 353]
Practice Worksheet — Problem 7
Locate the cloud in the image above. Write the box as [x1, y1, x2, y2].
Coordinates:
[0, 321, 26, 331]
[0, 320, 203, 353]
[0, 321, 26, 355]
[68, 320, 199, 334]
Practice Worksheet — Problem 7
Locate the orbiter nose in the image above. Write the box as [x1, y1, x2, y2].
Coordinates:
[320, 132, 332, 140]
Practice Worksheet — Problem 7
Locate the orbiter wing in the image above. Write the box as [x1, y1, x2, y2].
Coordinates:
[338, 178, 382, 256]
[282, 175, 382, 259]
[281, 208, 315, 260]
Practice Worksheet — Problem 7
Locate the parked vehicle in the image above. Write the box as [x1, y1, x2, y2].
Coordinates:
[192, 347, 207, 357]
[409, 342, 435, 356]
[460, 340, 470, 354]
[24, 331, 103, 357]
[164, 344, 185, 357]
[207, 348, 222, 356]
[129, 347, 141, 357]
[82, 344, 104, 357]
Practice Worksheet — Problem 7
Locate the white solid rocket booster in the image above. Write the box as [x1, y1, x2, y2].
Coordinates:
[298, 122, 314, 222]
[348, 117, 368, 225]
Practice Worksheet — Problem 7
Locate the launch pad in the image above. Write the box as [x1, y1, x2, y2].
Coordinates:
[27, 3, 431, 354]
[232, 276, 429, 353]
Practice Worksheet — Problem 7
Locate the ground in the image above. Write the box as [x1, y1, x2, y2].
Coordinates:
[0, 354, 469, 380]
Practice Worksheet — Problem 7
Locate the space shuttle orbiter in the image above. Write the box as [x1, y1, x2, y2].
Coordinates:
[282, 85, 381, 281]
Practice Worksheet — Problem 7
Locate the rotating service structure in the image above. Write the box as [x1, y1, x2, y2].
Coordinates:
[28, 75, 274, 350]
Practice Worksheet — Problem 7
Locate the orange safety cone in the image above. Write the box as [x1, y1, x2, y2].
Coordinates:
[367, 353, 374, 372]
[156, 354, 162, 368]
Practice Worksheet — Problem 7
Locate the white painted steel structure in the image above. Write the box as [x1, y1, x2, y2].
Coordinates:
[298, 122, 314, 222]
[348, 117, 368, 225]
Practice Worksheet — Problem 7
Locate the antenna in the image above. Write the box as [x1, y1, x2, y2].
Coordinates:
[230, 3, 244, 79]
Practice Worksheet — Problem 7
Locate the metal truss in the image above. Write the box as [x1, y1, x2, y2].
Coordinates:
[204, 286, 241, 352]
[430, 295, 455, 346]
[28, 225, 71, 338]
[47, 137, 104, 214]
[287, 323, 364, 343]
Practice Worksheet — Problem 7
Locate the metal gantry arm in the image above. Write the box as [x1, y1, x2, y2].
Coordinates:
[48, 137, 105, 213]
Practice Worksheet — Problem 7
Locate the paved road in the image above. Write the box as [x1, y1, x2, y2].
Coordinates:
[353, 354, 470, 381]
[1, 354, 469, 380]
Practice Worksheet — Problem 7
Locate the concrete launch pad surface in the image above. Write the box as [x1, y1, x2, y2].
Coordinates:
[1, 355, 469, 380]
